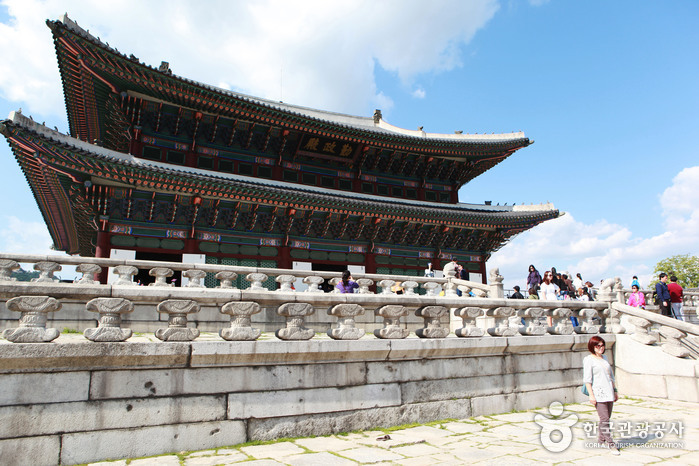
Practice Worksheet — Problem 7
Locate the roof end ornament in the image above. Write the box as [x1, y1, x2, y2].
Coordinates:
[373, 109, 382, 124]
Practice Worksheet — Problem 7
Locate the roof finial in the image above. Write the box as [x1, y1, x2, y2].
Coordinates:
[373, 109, 382, 124]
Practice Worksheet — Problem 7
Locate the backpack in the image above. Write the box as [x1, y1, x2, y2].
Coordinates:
[653, 290, 659, 305]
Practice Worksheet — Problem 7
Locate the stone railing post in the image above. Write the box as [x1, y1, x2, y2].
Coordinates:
[328, 277, 342, 293]
[423, 282, 441, 296]
[113, 265, 138, 285]
[443, 279, 458, 297]
[276, 302, 315, 340]
[0, 259, 20, 281]
[415, 305, 449, 338]
[220, 301, 262, 341]
[374, 305, 410, 339]
[303, 276, 324, 293]
[155, 299, 201, 341]
[276, 274, 297, 292]
[245, 272, 268, 291]
[356, 278, 373, 294]
[378, 279, 396, 295]
[457, 284, 471, 297]
[33, 261, 61, 283]
[488, 268, 505, 299]
[547, 308, 574, 335]
[215, 271, 238, 288]
[76, 263, 102, 285]
[485, 306, 518, 336]
[602, 307, 625, 334]
[3, 296, 62, 342]
[401, 280, 419, 295]
[575, 308, 601, 334]
[659, 326, 690, 358]
[519, 307, 547, 336]
[454, 306, 484, 337]
[149, 267, 174, 286]
[84, 297, 134, 342]
[327, 304, 365, 340]
[183, 269, 206, 287]
[624, 316, 658, 345]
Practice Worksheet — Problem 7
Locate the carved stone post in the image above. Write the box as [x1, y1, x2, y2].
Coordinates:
[76, 263, 101, 284]
[519, 307, 547, 336]
[33, 261, 61, 283]
[356, 278, 374, 294]
[457, 284, 471, 297]
[415, 305, 449, 338]
[401, 280, 419, 295]
[183, 269, 206, 288]
[220, 301, 262, 341]
[155, 299, 201, 341]
[276, 274, 297, 292]
[488, 268, 505, 299]
[601, 306, 625, 334]
[328, 277, 342, 293]
[113, 265, 138, 285]
[149, 267, 174, 286]
[624, 316, 658, 345]
[0, 259, 19, 281]
[423, 282, 441, 296]
[659, 326, 690, 358]
[245, 272, 268, 291]
[84, 297, 134, 342]
[374, 305, 410, 339]
[378, 279, 396, 295]
[3, 296, 61, 342]
[276, 302, 315, 340]
[575, 308, 601, 334]
[327, 304, 365, 340]
[454, 307, 484, 337]
[547, 308, 574, 335]
[486, 306, 518, 336]
[216, 271, 238, 288]
[303, 276, 324, 293]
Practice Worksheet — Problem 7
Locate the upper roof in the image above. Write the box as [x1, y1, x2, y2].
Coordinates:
[48, 14, 531, 155]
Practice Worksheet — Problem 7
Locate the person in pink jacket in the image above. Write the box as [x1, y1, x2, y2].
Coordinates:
[626, 284, 645, 309]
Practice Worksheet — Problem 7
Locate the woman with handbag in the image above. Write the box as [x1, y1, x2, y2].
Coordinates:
[583, 336, 620, 455]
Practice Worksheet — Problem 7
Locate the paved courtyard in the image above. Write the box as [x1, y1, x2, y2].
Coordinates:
[89, 396, 697, 465]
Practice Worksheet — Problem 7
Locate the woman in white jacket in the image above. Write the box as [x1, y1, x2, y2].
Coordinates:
[583, 336, 620, 455]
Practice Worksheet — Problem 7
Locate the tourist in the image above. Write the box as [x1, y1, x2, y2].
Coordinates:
[626, 285, 645, 309]
[668, 275, 684, 320]
[583, 336, 620, 455]
[631, 275, 640, 289]
[573, 272, 584, 291]
[585, 281, 596, 300]
[336, 270, 359, 293]
[424, 262, 435, 278]
[528, 284, 539, 299]
[539, 271, 559, 326]
[510, 285, 525, 299]
[562, 273, 575, 299]
[576, 287, 590, 301]
[654, 273, 671, 317]
[526, 265, 542, 291]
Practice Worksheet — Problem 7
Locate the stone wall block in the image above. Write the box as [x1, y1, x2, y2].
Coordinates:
[327, 303, 365, 340]
[401, 374, 511, 404]
[60, 420, 246, 465]
[0, 259, 20, 282]
[84, 297, 134, 342]
[0, 436, 60, 466]
[547, 308, 574, 335]
[0, 372, 90, 405]
[148, 267, 174, 286]
[574, 308, 601, 334]
[276, 302, 315, 340]
[374, 305, 410, 339]
[414, 305, 449, 338]
[113, 265, 138, 286]
[486, 306, 518, 337]
[219, 301, 262, 341]
[183, 269, 207, 287]
[3, 295, 61, 343]
[454, 306, 484, 337]
[215, 271, 238, 288]
[32, 261, 61, 283]
[518, 307, 547, 336]
[76, 263, 102, 284]
[155, 299, 201, 341]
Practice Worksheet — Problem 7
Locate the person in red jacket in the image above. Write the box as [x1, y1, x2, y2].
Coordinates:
[667, 275, 684, 321]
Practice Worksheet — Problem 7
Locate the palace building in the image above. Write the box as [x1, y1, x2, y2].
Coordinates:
[1, 15, 559, 286]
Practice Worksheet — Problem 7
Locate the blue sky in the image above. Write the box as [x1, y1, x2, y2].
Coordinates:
[0, 0, 697, 288]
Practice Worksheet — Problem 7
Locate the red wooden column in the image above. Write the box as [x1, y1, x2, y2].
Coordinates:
[94, 228, 111, 284]
[478, 258, 487, 284]
[365, 251, 377, 274]
[278, 244, 292, 270]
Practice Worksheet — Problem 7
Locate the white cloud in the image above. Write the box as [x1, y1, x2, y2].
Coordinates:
[0, 0, 499, 119]
[489, 166, 699, 291]
[412, 88, 426, 99]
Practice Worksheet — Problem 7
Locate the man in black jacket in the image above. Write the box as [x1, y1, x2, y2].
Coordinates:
[655, 273, 671, 316]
